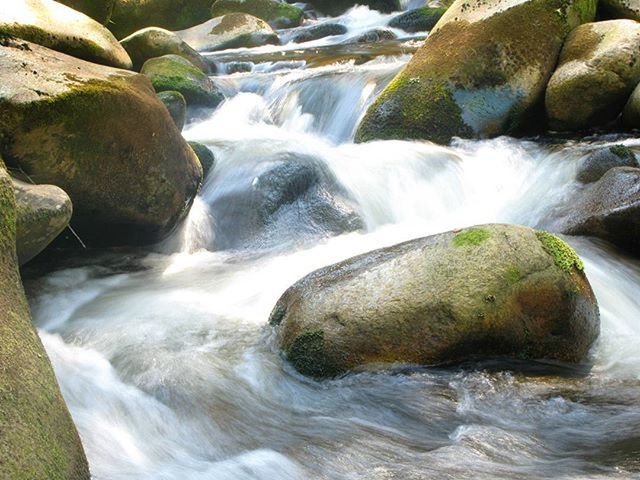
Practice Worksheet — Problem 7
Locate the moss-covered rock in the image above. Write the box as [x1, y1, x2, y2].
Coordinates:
[109, 0, 213, 39]
[355, 0, 597, 144]
[309, 0, 400, 16]
[56, 0, 115, 24]
[141, 54, 224, 107]
[0, 164, 90, 479]
[13, 178, 72, 264]
[0, 0, 131, 69]
[600, 0, 640, 21]
[388, 6, 447, 33]
[158, 90, 187, 130]
[546, 20, 640, 131]
[270, 224, 599, 378]
[211, 0, 304, 29]
[176, 13, 280, 52]
[577, 145, 639, 183]
[188, 141, 215, 177]
[0, 39, 202, 246]
[120, 27, 208, 72]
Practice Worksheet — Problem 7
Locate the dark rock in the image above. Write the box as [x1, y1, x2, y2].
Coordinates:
[353, 28, 397, 43]
[188, 142, 215, 177]
[577, 145, 638, 183]
[388, 7, 447, 33]
[157, 91, 187, 130]
[289, 23, 347, 43]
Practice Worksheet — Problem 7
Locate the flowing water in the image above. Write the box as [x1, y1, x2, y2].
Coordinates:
[24, 6, 640, 480]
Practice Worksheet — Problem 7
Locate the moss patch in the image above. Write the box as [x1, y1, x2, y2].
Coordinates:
[286, 330, 340, 378]
[453, 227, 491, 247]
[536, 231, 584, 273]
[505, 266, 521, 284]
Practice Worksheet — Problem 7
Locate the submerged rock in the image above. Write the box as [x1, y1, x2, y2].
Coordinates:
[388, 6, 447, 33]
[270, 224, 599, 378]
[309, 0, 400, 16]
[176, 13, 280, 52]
[13, 178, 72, 264]
[56, 0, 115, 24]
[288, 23, 347, 43]
[355, 0, 597, 144]
[0, 39, 202, 246]
[210, 0, 304, 29]
[0, 165, 90, 479]
[0, 0, 132, 69]
[158, 90, 187, 130]
[576, 145, 638, 183]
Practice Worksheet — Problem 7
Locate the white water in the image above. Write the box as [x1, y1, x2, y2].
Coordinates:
[25, 9, 640, 480]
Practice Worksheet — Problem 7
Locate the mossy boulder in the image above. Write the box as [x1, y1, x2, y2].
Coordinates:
[355, 0, 597, 144]
[141, 54, 224, 108]
[210, 0, 304, 29]
[546, 20, 640, 131]
[0, 39, 202, 246]
[0, 0, 132, 69]
[13, 178, 72, 264]
[176, 13, 280, 52]
[120, 27, 208, 71]
[158, 90, 187, 130]
[600, 0, 640, 21]
[56, 0, 115, 24]
[388, 6, 447, 33]
[270, 224, 599, 378]
[109, 0, 213, 39]
[576, 145, 638, 183]
[188, 141, 215, 177]
[0, 164, 90, 479]
[309, 0, 400, 16]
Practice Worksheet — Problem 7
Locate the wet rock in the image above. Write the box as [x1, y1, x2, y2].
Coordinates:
[309, 0, 400, 16]
[0, 164, 90, 479]
[120, 27, 208, 72]
[546, 20, 640, 131]
[211, 0, 304, 29]
[188, 141, 215, 177]
[176, 13, 280, 52]
[355, 0, 596, 144]
[158, 90, 187, 130]
[622, 80, 640, 127]
[0, 0, 132, 69]
[0, 39, 202, 246]
[576, 145, 638, 183]
[56, 0, 115, 24]
[270, 224, 599, 378]
[224, 61, 253, 73]
[388, 6, 447, 33]
[288, 23, 347, 43]
[352, 28, 397, 43]
[599, 0, 640, 21]
[141, 55, 224, 108]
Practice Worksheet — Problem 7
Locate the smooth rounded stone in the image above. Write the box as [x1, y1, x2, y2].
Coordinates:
[176, 13, 280, 52]
[0, 0, 132, 69]
[287, 23, 347, 43]
[600, 0, 640, 21]
[209, 153, 364, 250]
[388, 6, 447, 33]
[270, 224, 599, 378]
[120, 27, 208, 72]
[546, 20, 640, 131]
[355, 0, 597, 144]
[211, 0, 304, 29]
[188, 141, 215, 177]
[13, 178, 72, 264]
[622, 80, 640, 127]
[157, 90, 187, 130]
[576, 145, 638, 183]
[223, 61, 253, 73]
[109, 0, 212, 39]
[352, 28, 397, 43]
[557, 167, 640, 255]
[141, 55, 224, 108]
[0, 39, 202, 246]
[0, 165, 90, 480]
[55, 0, 115, 24]
[308, 0, 400, 16]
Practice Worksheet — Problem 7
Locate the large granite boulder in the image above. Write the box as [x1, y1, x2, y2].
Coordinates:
[210, 0, 304, 29]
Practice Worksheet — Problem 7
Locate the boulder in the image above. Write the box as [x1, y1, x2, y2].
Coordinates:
[622, 80, 640, 127]
[388, 6, 447, 33]
[557, 167, 640, 255]
[0, 164, 90, 479]
[13, 178, 72, 264]
[270, 224, 599, 378]
[109, 0, 213, 39]
[287, 23, 347, 43]
[0, 0, 132, 69]
[188, 141, 215, 177]
[352, 28, 396, 43]
[0, 39, 202, 246]
[546, 20, 640, 131]
[210, 0, 304, 29]
[355, 0, 597, 144]
[309, 0, 400, 16]
[576, 144, 638, 183]
[120, 27, 208, 71]
[158, 90, 187, 130]
[176, 13, 280, 52]
[55, 0, 115, 24]
[599, 0, 640, 21]
[141, 54, 224, 108]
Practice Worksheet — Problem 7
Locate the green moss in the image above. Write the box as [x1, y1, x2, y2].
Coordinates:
[536, 231, 584, 273]
[268, 303, 286, 326]
[609, 144, 634, 159]
[453, 227, 491, 247]
[505, 266, 521, 284]
[286, 330, 340, 378]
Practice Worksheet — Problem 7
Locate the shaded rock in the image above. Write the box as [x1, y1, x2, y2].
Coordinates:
[141, 54, 224, 108]
[223, 61, 253, 73]
[355, 0, 596, 144]
[309, 0, 400, 16]
[270, 224, 599, 378]
[158, 90, 187, 130]
[600, 0, 640, 21]
[546, 20, 640, 131]
[388, 6, 447, 33]
[120, 27, 208, 72]
[577, 145, 638, 183]
[0, 164, 90, 479]
[622, 80, 640, 127]
[176, 13, 280, 52]
[288, 23, 347, 43]
[211, 0, 304, 29]
[109, 0, 212, 39]
[188, 141, 215, 177]
[13, 178, 72, 264]
[557, 167, 640, 255]
[0, 0, 132, 69]
[0, 39, 202, 246]
[352, 28, 396, 43]
[55, 0, 115, 24]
